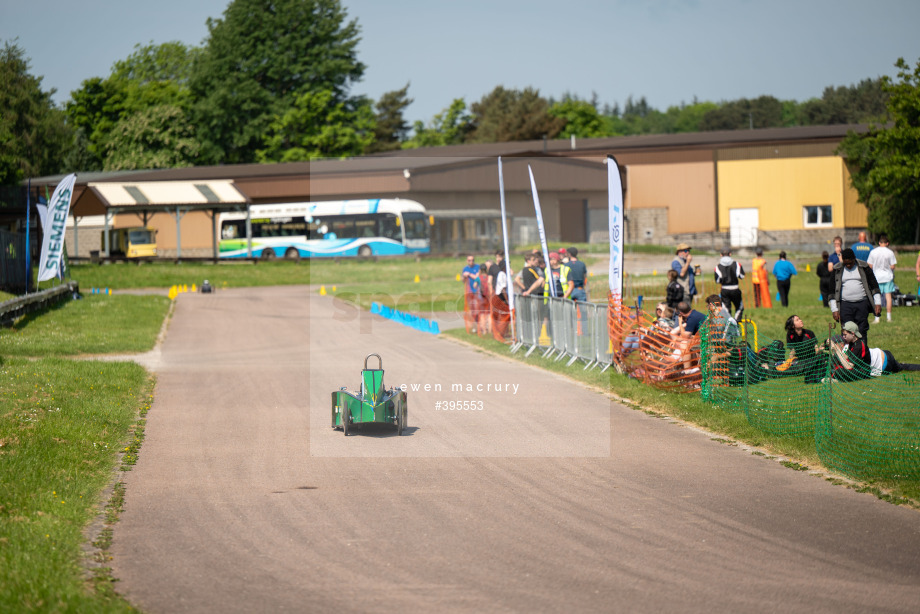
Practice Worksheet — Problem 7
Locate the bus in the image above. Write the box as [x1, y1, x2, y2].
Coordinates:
[217, 199, 431, 259]
[102, 227, 157, 258]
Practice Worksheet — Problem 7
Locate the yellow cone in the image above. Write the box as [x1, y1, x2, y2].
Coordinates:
[806, 264, 811, 272]
[539, 323, 551, 346]
[456, 273, 461, 282]
[414, 275, 420, 283]
[332, 285, 336, 292]
[191, 283, 197, 292]
[653, 269, 657, 276]
[320, 285, 327, 296]
[168, 285, 177, 300]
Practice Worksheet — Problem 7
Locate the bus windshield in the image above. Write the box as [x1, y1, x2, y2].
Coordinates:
[402, 212, 429, 240]
[128, 229, 155, 244]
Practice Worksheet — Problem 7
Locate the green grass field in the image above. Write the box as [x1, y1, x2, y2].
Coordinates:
[3, 250, 920, 608]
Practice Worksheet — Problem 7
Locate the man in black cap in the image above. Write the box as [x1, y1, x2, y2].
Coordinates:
[829, 248, 881, 344]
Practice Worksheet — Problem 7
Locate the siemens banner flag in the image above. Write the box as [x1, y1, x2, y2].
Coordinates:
[37, 173, 76, 282]
[607, 156, 624, 299]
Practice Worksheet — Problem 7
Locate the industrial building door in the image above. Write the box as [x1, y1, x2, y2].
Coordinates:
[729, 208, 759, 247]
[559, 199, 587, 243]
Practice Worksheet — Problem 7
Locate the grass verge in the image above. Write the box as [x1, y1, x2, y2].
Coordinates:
[443, 328, 920, 507]
[0, 358, 153, 612]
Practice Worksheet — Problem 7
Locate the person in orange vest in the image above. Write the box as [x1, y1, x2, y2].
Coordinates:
[751, 248, 772, 308]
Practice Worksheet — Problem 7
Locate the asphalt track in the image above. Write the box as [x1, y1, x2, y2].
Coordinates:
[111, 286, 920, 613]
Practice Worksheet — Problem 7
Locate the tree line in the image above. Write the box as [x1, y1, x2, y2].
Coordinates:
[0, 0, 916, 241]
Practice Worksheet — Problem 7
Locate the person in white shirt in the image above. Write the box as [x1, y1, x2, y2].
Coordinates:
[866, 234, 897, 322]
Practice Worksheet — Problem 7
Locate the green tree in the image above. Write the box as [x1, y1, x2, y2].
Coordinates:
[699, 95, 787, 131]
[65, 41, 199, 171]
[189, 0, 365, 164]
[838, 58, 920, 243]
[403, 99, 473, 148]
[0, 41, 70, 184]
[467, 86, 564, 143]
[256, 89, 374, 161]
[800, 78, 888, 126]
[103, 104, 202, 170]
[549, 98, 612, 138]
[366, 83, 413, 153]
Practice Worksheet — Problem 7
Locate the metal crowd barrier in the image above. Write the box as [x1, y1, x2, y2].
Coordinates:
[511, 294, 612, 371]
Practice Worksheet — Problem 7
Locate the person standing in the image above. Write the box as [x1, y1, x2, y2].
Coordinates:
[714, 247, 745, 320]
[828, 236, 844, 272]
[867, 234, 897, 322]
[751, 248, 771, 308]
[487, 250, 504, 295]
[461, 255, 480, 333]
[816, 251, 833, 307]
[772, 251, 797, 307]
[520, 253, 544, 298]
[564, 246, 588, 302]
[671, 243, 698, 304]
[665, 269, 684, 309]
[851, 231, 873, 263]
[829, 248, 881, 345]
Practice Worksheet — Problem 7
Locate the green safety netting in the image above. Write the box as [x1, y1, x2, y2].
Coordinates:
[701, 317, 920, 479]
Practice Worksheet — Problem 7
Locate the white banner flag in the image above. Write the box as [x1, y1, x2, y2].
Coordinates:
[607, 156, 624, 298]
[497, 157, 515, 316]
[37, 173, 76, 282]
[527, 164, 556, 297]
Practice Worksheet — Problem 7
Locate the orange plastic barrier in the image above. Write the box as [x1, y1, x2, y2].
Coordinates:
[607, 292, 702, 392]
[490, 295, 511, 343]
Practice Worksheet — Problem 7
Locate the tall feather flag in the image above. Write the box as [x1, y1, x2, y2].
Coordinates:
[37, 173, 76, 282]
[497, 157, 515, 338]
[607, 156, 624, 303]
[527, 164, 556, 297]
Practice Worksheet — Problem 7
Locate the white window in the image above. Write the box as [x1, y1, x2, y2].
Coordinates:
[803, 205, 833, 227]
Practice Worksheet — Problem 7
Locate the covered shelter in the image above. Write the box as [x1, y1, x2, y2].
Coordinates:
[71, 179, 250, 259]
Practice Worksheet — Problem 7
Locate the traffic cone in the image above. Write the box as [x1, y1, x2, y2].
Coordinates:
[414, 275, 420, 283]
[539, 323, 551, 346]
[320, 285, 327, 296]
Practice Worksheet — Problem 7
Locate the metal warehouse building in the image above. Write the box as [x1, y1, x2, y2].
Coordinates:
[26, 124, 869, 257]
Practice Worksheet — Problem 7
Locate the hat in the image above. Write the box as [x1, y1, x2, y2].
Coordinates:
[558, 247, 567, 254]
[842, 321, 862, 338]
[549, 251, 560, 260]
[841, 248, 856, 260]
[676, 243, 691, 253]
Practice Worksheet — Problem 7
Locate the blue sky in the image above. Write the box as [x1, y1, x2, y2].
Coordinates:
[2, 0, 918, 124]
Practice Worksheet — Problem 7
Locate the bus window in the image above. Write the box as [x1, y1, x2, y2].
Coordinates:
[402, 212, 430, 240]
[378, 214, 400, 241]
[330, 217, 355, 239]
[222, 221, 244, 240]
[355, 215, 376, 238]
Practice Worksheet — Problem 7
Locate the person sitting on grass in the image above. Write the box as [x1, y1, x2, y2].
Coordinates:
[826, 321, 920, 381]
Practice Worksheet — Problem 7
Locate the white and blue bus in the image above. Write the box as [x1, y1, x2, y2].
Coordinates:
[218, 199, 431, 259]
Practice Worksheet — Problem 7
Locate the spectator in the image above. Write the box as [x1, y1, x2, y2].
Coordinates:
[828, 236, 844, 272]
[488, 251, 504, 294]
[703, 294, 739, 342]
[564, 246, 588, 302]
[654, 302, 679, 331]
[671, 243, 698, 304]
[665, 269, 684, 309]
[867, 234, 897, 322]
[816, 251, 833, 307]
[828, 321, 920, 381]
[543, 251, 567, 299]
[675, 300, 706, 337]
[851, 231, 873, 263]
[714, 247, 745, 320]
[751, 247, 771, 308]
[491, 265, 513, 343]
[784, 315, 818, 360]
[558, 247, 569, 264]
[520, 253, 544, 298]
[829, 248, 881, 345]
[773, 251, 797, 307]
[461, 255, 482, 334]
